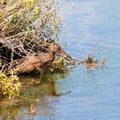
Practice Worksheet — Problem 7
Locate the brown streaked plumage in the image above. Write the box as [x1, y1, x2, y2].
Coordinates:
[14, 45, 71, 74]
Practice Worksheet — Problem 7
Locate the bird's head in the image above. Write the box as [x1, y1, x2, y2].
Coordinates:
[50, 45, 72, 61]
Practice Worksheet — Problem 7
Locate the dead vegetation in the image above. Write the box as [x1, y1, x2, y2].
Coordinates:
[0, 0, 70, 98]
[0, 0, 65, 74]
[83, 55, 106, 70]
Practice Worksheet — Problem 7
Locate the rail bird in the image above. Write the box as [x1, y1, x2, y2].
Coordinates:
[13, 44, 72, 74]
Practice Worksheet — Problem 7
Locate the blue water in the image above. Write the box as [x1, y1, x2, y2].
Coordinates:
[1, 0, 120, 120]
[23, 0, 120, 120]
[57, 0, 120, 119]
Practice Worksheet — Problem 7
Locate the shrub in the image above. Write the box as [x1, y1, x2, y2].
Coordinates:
[0, 71, 21, 98]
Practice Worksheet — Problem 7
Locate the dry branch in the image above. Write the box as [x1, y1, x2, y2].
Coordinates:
[0, 0, 62, 73]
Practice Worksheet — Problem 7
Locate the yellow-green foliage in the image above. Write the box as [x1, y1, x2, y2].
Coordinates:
[0, 0, 62, 60]
[50, 57, 65, 72]
[0, 0, 61, 40]
[0, 72, 21, 98]
[0, 0, 66, 98]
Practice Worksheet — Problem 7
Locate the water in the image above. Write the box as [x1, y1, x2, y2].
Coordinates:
[1, 0, 120, 120]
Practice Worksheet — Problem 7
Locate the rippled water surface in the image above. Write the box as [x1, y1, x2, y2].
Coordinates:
[1, 0, 120, 120]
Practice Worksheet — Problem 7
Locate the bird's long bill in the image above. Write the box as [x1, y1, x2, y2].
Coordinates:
[60, 49, 72, 61]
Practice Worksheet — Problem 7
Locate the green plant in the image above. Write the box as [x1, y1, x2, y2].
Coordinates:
[0, 71, 21, 98]
[0, 0, 66, 98]
[0, 0, 62, 61]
